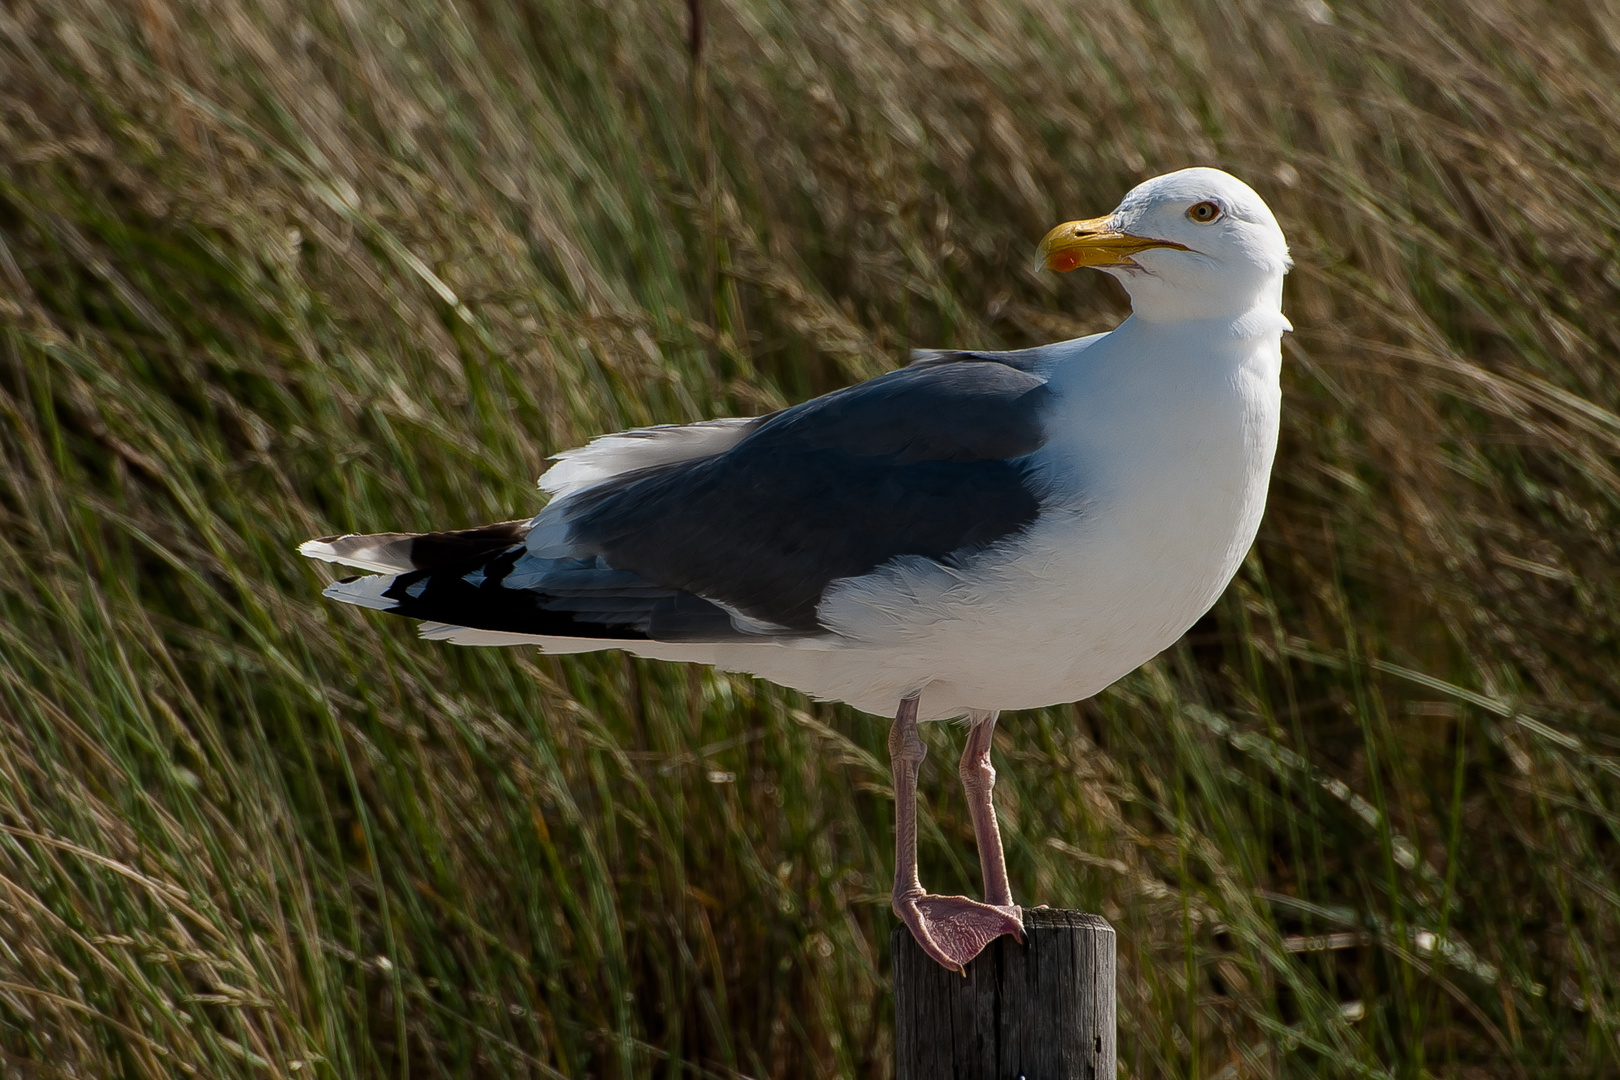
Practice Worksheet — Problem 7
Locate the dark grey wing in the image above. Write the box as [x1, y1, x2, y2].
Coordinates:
[561, 360, 1052, 631]
[907, 347, 1048, 373]
[316, 359, 1051, 642]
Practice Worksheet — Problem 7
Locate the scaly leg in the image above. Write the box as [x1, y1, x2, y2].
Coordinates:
[960, 710, 1019, 913]
[890, 695, 1024, 973]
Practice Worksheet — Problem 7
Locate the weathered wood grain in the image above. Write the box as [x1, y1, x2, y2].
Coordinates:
[893, 909, 1115, 1080]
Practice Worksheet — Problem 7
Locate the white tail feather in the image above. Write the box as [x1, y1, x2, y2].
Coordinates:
[300, 535, 417, 574]
[417, 621, 613, 652]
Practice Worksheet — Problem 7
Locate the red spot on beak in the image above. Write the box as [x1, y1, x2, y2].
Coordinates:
[1048, 252, 1081, 273]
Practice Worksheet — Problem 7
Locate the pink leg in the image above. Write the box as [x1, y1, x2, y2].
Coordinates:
[890, 696, 1024, 974]
[960, 710, 1016, 909]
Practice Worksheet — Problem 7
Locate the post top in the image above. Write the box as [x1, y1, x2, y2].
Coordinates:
[1019, 908, 1114, 934]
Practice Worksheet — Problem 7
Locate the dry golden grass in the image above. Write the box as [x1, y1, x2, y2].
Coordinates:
[1, 0, 1618, 1075]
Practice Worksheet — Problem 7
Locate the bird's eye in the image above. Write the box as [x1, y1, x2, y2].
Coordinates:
[1187, 200, 1222, 223]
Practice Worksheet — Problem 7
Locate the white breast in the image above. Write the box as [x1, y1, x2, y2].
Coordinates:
[735, 320, 1283, 718]
[998, 323, 1281, 706]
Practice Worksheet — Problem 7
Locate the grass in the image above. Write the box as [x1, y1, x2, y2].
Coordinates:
[1, 0, 1618, 1075]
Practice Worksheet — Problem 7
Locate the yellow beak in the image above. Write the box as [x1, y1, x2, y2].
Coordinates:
[1038, 215, 1188, 272]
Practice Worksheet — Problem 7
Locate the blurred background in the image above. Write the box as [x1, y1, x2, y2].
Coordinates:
[2, 0, 1618, 1076]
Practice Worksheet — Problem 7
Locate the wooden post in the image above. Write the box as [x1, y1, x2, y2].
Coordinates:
[892, 909, 1116, 1080]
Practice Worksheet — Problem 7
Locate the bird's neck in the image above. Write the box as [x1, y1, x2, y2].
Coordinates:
[1115, 304, 1292, 347]
[1119, 272, 1288, 331]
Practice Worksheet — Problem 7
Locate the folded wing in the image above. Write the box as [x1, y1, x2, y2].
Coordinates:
[304, 355, 1053, 644]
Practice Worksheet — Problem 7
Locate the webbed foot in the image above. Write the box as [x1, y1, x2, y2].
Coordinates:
[893, 891, 1024, 973]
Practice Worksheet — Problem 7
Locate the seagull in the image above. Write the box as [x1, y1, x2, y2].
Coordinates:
[301, 167, 1291, 973]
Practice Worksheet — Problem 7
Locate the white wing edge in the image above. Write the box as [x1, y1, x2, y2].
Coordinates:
[539, 418, 758, 498]
[320, 575, 398, 610]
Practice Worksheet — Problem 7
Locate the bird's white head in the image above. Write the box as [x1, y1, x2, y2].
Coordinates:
[1040, 167, 1291, 326]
